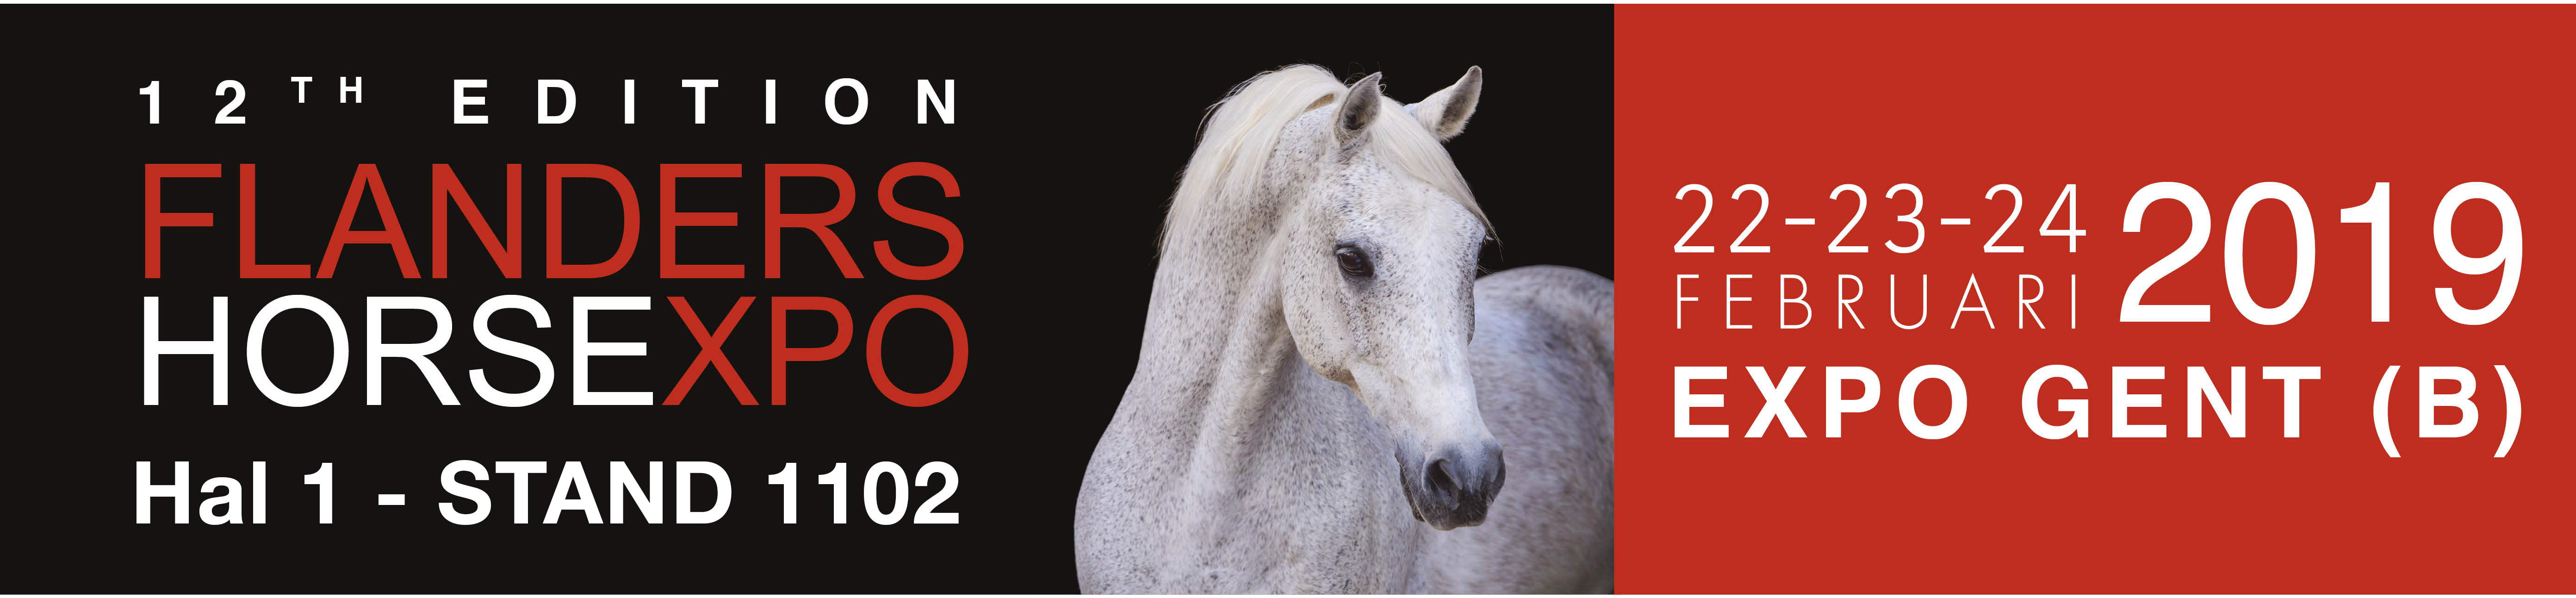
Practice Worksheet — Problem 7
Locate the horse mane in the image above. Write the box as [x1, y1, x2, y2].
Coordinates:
[1161, 65, 1490, 251]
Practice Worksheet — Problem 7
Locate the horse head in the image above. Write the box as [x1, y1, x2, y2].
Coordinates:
[1270, 67, 1503, 530]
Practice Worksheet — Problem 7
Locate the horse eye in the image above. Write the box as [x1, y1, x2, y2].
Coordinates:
[1335, 245, 1375, 278]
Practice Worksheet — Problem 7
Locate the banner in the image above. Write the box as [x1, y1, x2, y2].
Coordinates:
[15, 3, 2568, 594]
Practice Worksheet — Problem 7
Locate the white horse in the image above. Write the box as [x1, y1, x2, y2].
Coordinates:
[1074, 65, 1614, 593]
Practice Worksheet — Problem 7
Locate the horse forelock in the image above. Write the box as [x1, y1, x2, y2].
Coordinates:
[1161, 65, 1490, 253]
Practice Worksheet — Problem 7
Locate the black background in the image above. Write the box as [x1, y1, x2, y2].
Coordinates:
[20, 5, 1610, 593]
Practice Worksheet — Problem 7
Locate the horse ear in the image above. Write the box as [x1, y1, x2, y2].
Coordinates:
[1335, 72, 1385, 147]
[1406, 66, 1482, 141]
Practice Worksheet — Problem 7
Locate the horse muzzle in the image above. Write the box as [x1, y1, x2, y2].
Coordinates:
[1400, 442, 1506, 530]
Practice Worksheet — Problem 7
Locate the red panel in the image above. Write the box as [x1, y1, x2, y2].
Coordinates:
[1614, 5, 2572, 592]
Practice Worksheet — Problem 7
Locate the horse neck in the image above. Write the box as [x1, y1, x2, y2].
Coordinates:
[1132, 200, 1298, 439]
[1124, 195, 1426, 591]
[1127, 190, 1371, 484]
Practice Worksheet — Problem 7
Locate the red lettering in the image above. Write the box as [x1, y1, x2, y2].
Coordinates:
[868, 294, 968, 407]
[319, 164, 422, 278]
[666, 296, 757, 405]
[764, 164, 864, 278]
[771, 296, 852, 406]
[659, 164, 745, 278]
[546, 164, 640, 278]
[431, 163, 522, 278]
[238, 164, 310, 278]
[874, 162, 963, 280]
[143, 163, 219, 278]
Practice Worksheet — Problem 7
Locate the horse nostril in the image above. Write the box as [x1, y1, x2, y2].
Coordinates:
[1425, 458, 1462, 507]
